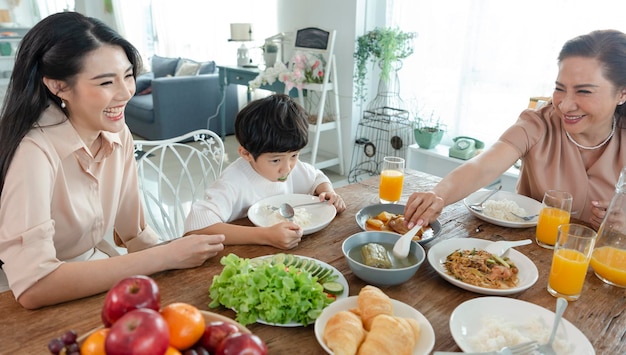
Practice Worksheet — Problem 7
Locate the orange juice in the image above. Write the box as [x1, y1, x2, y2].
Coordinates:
[590, 246, 626, 287]
[549, 248, 589, 296]
[379, 170, 404, 203]
[536, 207, 570, 246]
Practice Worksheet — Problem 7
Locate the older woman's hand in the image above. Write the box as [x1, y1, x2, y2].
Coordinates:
[403, 191, 444, 228]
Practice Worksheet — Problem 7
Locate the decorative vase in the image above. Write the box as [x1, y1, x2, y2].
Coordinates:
[263, 52, 277, 68]
[414, 128, 444, 149]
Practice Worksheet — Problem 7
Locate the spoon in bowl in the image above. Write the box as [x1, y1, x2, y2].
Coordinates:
[278, 201, 328, 219]
[392, 224, 423, 259]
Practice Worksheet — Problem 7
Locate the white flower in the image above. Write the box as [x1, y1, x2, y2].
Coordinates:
[249, 51, 325, 91]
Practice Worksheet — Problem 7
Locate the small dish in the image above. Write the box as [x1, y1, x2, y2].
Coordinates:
[314, 296, 435, 355]
[248, 194, 337, 235]
[249, 255, 348, 327]
[463, 190, 542, 228]
[355, 204, 441, 244]
[427, 238, 538, 295]
[450, 297, 594, 354]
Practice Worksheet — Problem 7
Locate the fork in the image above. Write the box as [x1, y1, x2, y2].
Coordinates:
[510, 211, 539, 221]
[433, 340, 538, 355]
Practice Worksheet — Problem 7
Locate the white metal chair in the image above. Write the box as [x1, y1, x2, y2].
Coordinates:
[287, 26, 344, 175]
[133, 129, 225, 241]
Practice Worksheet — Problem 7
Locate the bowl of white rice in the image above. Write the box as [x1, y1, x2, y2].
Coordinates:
[463, 190, 542, 228]
[247, 194, 337, 235]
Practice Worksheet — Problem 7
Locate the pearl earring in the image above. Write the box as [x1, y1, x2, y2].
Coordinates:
[60, 99, 66, 109]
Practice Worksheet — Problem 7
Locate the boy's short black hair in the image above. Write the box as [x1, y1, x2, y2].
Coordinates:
[235, 94, 309, 159]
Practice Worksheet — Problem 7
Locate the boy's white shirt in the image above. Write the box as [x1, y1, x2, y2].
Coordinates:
[184, 157, 330, 233]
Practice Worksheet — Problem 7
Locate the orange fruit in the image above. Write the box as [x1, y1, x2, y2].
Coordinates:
[160, 302, 205, 350]
[80, 328, 109, 355]
[165, 346, 182, 355]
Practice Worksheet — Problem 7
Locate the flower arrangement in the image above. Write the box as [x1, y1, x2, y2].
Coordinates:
[249, 51, 325, 91]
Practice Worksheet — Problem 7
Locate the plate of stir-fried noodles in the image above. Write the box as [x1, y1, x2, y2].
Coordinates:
[427, 238, 538, 295]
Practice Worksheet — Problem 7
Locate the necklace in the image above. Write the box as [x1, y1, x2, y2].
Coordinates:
[565, 116, 616, 150]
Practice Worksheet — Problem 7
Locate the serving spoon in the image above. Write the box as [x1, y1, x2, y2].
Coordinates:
[392, 224, 423, 259]
[278, 201, 329, 219]
[485, 239, 532, 257]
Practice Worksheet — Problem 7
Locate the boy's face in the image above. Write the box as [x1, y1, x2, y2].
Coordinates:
[239, 147, 300, 182]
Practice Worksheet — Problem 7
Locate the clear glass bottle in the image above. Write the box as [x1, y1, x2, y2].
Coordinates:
[590, 167, 626, 288]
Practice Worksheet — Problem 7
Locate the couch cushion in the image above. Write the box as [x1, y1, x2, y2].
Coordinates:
[125, 95, 154, 123]
[134, 72, 154, 95]
[175, 59, 201, 76]
[152, 55, 180, 78]
[198, 60, 216, 74]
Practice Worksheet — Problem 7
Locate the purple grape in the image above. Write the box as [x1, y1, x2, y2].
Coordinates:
[61, 329, 78, 345]
[47, 338, 64, 354]
[66, 342, 80, 353]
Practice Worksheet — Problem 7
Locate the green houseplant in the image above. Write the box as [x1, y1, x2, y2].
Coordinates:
[354, 27, 417, 102]
[413, 112, 446, 149]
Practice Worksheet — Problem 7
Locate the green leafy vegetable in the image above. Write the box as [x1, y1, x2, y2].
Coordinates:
[209, 253, 335, 326]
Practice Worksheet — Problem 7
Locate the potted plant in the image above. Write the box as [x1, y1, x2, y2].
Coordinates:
[412, 111, 446, 149]
[354, 27, 417, 102]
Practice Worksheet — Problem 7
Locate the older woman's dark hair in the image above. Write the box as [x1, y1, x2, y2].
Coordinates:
[559, 29, 626, 118]
[0, 12, 142, 198]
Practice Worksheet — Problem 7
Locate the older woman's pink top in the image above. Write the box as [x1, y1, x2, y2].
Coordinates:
[499, 104, 626, 223]
[0, 105, 158, 299]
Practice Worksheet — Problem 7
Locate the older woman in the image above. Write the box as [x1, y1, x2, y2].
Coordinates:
[404, 29, 626, 231]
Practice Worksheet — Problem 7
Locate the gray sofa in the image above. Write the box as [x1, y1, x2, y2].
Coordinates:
[125, 56, 238, 140]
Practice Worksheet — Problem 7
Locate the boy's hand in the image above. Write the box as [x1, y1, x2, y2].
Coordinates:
[265, 222, 303, 249]
[318, 191, 346, 213]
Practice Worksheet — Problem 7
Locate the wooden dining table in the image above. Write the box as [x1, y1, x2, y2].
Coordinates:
[1, 170, 624, 354]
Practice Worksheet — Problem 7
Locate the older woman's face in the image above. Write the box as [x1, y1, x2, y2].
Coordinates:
[64, 45, 135, 139]
[553, 56, 625, 137]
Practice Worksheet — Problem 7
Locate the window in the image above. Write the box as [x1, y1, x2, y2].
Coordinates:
[389, 0, 626, 146]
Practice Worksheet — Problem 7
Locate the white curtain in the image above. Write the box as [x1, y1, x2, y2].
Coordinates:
[35, 0, 74, 17]
[389, 0, 626, 146]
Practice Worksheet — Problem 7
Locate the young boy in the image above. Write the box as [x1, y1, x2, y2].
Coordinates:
[184, 94, 345, 249]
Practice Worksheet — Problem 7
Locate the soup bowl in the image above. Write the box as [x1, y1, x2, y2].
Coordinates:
[342, 231, 426, 286]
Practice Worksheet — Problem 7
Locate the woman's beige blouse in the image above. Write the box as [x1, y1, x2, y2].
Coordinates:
[0, 106, 158, 299]
[499, 104, 626, 222]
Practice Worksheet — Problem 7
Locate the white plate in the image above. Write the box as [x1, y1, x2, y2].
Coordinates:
[314, 296, 435, 355]
[248, 194, 337, 235]
[450, 297, 595, 354]
[249, 255, 349, 327]
[427, 238, 538, 295]
[463, 190, 542, 228]
[355, 203, 441, 244]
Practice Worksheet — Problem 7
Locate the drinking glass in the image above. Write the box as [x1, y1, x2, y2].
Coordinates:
[536, 190, 573, 249]
[547, 223, 597, 301]
[379, 157, 404, 204]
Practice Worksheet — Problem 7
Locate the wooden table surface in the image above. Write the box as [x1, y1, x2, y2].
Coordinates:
[1, 171, 624, 354]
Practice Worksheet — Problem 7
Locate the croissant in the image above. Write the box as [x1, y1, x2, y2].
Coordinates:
[358, 285, 393, 331]
[323, 310, 366, 355]
[357, 314, 421, 355]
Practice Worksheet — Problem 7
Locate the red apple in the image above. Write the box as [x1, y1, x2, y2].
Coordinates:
[101, 275, 160, 327]
[105, 308, 170, 355]
[216, 333, 268, 355]
[199, 321, 240, 353]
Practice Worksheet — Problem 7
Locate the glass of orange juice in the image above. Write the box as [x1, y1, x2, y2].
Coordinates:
[536, 190, 573, 249]
[379, 156, 404, 204]
[548, 224, 597, 301]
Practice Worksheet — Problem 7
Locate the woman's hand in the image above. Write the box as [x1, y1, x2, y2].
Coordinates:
[163, 234, 225, 269]
[264, 222, 303, 249]
[590, 200, 610, 230]
[403, 191, 444, 228]
[318, 191, 346, 213]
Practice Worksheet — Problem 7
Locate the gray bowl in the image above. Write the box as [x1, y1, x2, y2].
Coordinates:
[342, 231, 426, 286]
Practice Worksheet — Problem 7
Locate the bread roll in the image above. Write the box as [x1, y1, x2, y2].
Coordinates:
[358, 285, 393, 331]
[357, 314, 421, 355]
[323, 310, 366, 355]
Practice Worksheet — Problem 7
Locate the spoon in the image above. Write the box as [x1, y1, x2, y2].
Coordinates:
[468, 185, 502, 212]
[278, 201, 328, 219]
[485, 239, 532, 257]
[392, 224, 422, 259]
[537, 297, 568, 355]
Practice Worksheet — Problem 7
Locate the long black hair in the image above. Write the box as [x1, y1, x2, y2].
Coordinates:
[0, 12, 143, 199]
[558, 29, 626, 119]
